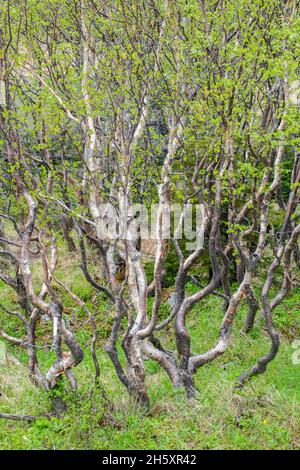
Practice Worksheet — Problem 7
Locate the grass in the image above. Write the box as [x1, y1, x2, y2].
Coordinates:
[0, 243, 299, 450]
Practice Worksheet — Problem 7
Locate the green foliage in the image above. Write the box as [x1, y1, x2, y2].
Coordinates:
[0, 265, 299, 449]
[1, 292, 299, 449]
[0, 0, 299, 452]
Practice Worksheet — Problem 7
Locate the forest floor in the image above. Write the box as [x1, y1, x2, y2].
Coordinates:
[0, 244, 299, 450]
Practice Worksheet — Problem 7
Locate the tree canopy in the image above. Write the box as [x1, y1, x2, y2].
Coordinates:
[0, 0, 299, 416]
